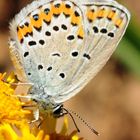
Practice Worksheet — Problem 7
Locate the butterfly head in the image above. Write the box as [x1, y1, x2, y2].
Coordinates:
[29, 87, 62, 116]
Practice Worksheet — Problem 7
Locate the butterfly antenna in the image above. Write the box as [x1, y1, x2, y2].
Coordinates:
[62, 108, 80, 132]
[66, 108, 99, 136]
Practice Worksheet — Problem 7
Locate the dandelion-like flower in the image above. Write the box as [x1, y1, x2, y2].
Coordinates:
[0, 73, 82, 140]
[0, 73, 30, 124]
[0, 118, 82, 140]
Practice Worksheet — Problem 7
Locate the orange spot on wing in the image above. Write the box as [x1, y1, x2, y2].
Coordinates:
[23, 25, 32, 36]
[17, 27, 24, 43]
[77, 26, 84, 39]
[63, 2, 73, 17]
[41, 11, 52, 23]
[107, 10, 116, 21]
[71, 13, 81, 26]
[97, 9, 106, 18]
[115, 18, 123, 28]
[86, 9, 96, 22]
[51, 3, 62, 15]
[30, 14, 42, 29]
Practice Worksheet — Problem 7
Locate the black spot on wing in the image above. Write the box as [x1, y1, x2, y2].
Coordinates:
[59, 73, 65, 79]
[53, 26, 59, 31]
[24, 22, 29, 26]
[63, 12, 70, 18]
[34, 26, 42, 32]
[38, 65, 43, 70]
[45, 31, 51, 36]
[20, 39, 24, 44]
[108, 32, 114, 38]
[53, 13, 60, 18]
[43, 20, 51, 25]
[39, 40, 45, 45]
[93, 26, 99, 33]
[28, 73, 31, 76]
[67, 35, 75, 41]
[72, 51, 78, 57]
[100, 28, 107, 34]
[28, 41, 37, 46]
[65, 4, 71, 8]
[54, 3, 60, 8]
[33, 14, 39, 21]
[44, 8, 50, 15]
[24, 52, 29, 57]
[83, 53, 91, 60]
[74, 11, 80, 17]
[61, 24, 67, 30]
[77, 35, 83, 40]
[52, 53, 61, 57]
[47, 67, 52, 71]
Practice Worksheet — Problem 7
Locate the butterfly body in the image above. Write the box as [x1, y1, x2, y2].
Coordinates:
[9, 0, 130, 114]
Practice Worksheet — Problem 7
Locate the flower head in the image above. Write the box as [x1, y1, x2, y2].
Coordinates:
[0, 73, 83, 140]
[0, 117, 82, 140]
[0, 73, 30, 124]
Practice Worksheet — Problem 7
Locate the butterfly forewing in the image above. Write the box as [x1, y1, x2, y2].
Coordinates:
[9, 0, 130, 104]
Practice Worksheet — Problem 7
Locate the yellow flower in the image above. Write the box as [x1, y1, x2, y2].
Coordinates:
[0, 73, 30, 124]
[0, 72, 82, 139]
[0, 117, 82, 140]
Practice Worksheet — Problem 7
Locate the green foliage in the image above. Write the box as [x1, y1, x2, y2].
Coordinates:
[114, 12, 140, 76]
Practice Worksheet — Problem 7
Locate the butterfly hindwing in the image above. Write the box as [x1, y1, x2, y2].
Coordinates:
[54, 0, 130, 103]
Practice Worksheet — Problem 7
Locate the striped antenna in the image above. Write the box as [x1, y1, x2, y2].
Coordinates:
[64, 108, 100, 136]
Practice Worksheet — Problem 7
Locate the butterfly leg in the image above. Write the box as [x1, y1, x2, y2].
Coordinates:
[2, 92, 31, 101]
[53, 105, 80, 132]
[31, 108, 40, 123]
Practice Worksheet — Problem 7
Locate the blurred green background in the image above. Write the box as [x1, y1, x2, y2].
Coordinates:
[0, 0, 140, 140]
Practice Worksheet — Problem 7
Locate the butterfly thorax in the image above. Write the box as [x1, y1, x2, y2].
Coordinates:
[34, 98, 63, 118]
[29, 86, 62, 116]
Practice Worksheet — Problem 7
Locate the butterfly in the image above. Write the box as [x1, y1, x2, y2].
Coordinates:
[9, 0, 130, 134]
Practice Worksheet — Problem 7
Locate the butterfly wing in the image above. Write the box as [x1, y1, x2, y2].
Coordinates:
[9, 0, 130, 103]
[9, 0, 87, 95]
[53, 0, 130, 103]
